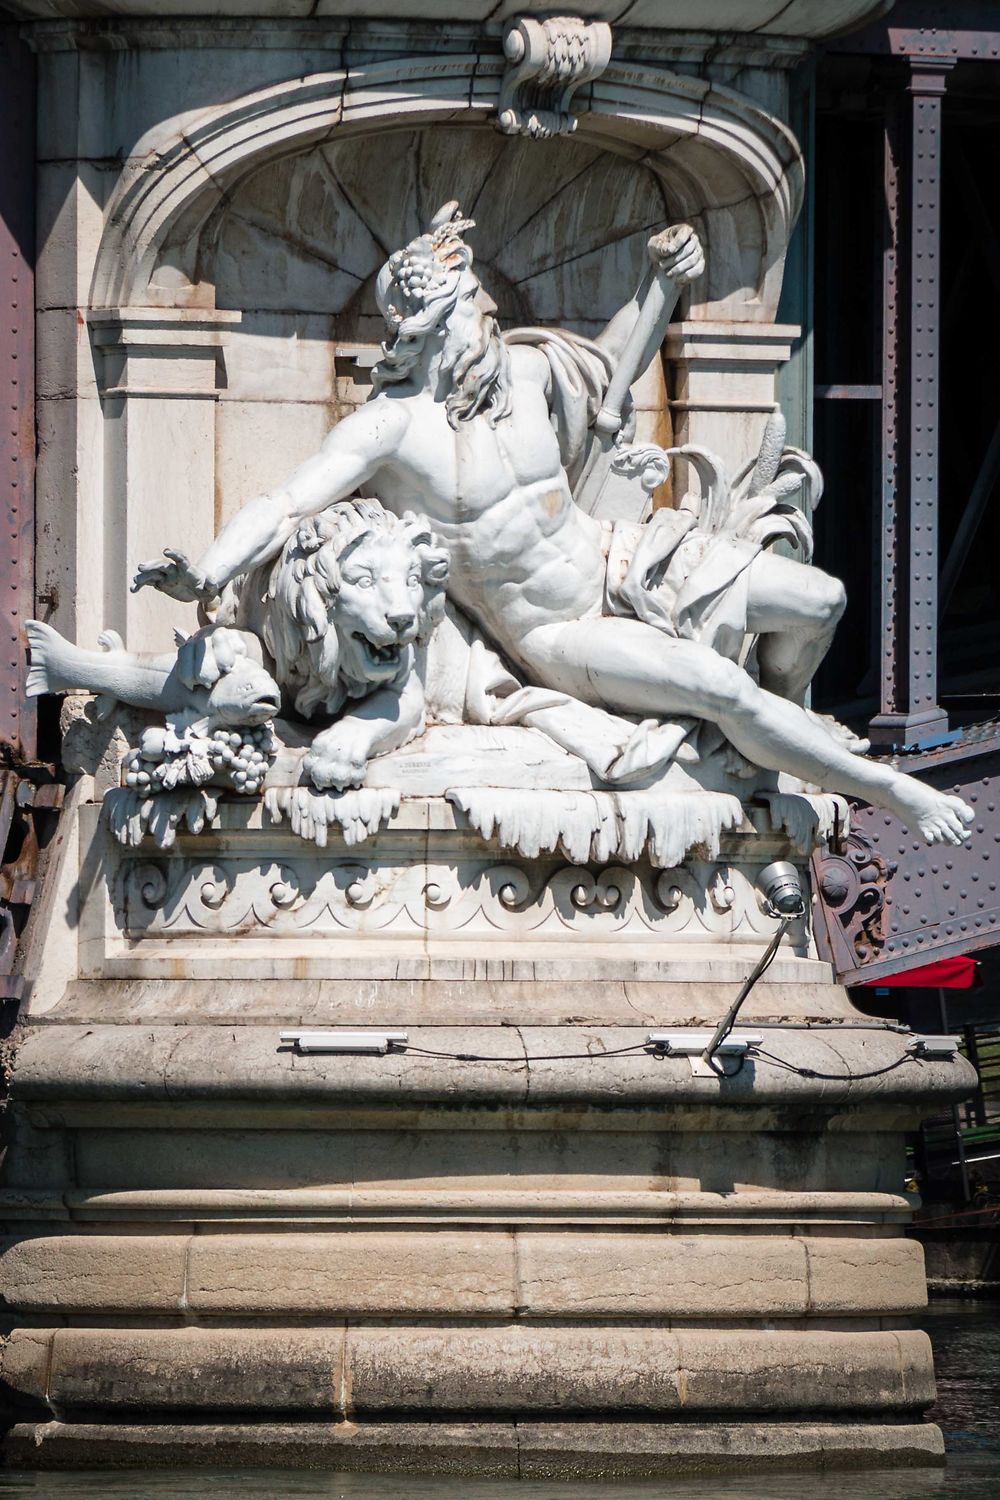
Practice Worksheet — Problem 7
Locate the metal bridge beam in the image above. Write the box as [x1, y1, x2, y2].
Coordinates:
[0, 28, 36, 763]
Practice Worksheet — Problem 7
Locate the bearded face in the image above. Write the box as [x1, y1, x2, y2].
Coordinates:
[372, 214, 512, 428]
[438, 273, 501, 389]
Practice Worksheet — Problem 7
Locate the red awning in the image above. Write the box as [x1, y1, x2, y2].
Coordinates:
[861, 955, 980, 989]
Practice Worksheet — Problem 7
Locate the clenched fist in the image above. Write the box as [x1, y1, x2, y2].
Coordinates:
[648, 223, 704, 287]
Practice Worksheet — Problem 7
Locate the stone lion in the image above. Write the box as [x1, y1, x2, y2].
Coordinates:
[224, 498, 449, 790]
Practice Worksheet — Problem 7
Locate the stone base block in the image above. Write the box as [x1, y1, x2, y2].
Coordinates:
[4, 1418, 946, 1476]
[0, 1229, 929, 1318]
[0, 1324, 938, 1418]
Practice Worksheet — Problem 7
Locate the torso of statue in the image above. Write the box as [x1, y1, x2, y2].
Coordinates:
[370, 348, 606, 654]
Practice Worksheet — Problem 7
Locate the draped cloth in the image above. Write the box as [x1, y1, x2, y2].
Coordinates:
[605, 510, 760, 663]
[504, 327, 617, 492]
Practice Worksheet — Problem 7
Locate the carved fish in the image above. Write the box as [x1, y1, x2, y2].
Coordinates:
[25, 620, 281, 732]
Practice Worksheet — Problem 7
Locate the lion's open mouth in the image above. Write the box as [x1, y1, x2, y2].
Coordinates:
[353, 633, 403, 668]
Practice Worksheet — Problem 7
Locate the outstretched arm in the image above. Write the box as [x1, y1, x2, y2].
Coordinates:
[594, 223, 704, 362]
[133, 402, 407, 604]
[589, 224, 705, 441]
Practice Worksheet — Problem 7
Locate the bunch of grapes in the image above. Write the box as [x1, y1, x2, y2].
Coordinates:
[123, 750, 158, 792]
[122, 724, 275, 797]
[205, 725, 275, 795]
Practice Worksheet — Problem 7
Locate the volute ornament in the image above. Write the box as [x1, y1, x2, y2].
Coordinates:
[497, 16, 613, 140]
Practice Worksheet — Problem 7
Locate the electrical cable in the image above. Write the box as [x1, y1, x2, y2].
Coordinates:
[365, 898, 926, 1081]
[698, 910, 797, 1074]
[747, 1046, 917, 1082]
[390, 1041, 655, 1064]
[700, 1051, 747, 1079]
[388, 1040, 926, 1082]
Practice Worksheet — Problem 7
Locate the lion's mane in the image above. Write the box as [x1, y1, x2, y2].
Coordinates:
[230, 500, 448, 721]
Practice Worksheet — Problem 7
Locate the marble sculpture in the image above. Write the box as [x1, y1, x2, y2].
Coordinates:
[30, 203, 974, 854]
[231, 500, 450, 793]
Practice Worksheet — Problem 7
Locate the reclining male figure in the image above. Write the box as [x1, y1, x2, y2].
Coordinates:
[135, 205, 972, 846]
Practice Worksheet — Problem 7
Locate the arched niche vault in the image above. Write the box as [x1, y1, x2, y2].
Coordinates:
[82, 54, 803, 653]
[91, 56, 803, 320]
[203, 126, 678, 338]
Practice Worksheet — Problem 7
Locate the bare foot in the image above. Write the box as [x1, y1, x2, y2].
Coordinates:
[890, 778, 974, 846]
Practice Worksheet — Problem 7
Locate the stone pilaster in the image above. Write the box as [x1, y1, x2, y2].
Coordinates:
[88, 308, 241, 650]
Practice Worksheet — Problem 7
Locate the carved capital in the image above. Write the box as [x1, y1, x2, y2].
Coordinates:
[497, 15, 612, 141]
[88, 308, 242, 399]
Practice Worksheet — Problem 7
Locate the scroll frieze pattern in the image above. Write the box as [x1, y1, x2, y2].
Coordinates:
[119, 856, 793, 944]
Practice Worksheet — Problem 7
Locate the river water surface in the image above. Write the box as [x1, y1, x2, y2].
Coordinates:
[1, 1301, 997, 1499]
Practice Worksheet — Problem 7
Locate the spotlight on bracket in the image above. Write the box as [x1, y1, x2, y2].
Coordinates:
[647, 1030, 763, 1078]
[757, 861, 806, 918]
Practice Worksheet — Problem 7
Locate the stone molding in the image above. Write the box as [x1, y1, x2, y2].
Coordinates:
[76, 800, 816, 983]
[0, 1229, 928, 1316]
[0, 1186, 918, 1225]
[664, 320, 801, 474]
[664, 321, 799, 405]
[13, 2, 895, 39]
[0, 1419, 947, 1476]
[2, 1323, 935, 1419]
[25, 19, 808, 70]
[11, 1022, 975, 1112]
[115, 850, 796, 947]
[88, 308, 242, 399]
[89, 57, 802, 319]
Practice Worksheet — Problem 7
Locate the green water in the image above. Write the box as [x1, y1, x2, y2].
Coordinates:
[2, 1301, 997, 1498]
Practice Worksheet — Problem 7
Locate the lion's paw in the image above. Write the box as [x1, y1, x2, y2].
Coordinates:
[302, 735, 369, 792]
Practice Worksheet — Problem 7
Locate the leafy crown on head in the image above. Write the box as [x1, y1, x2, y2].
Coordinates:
[379, 201, 477, 328]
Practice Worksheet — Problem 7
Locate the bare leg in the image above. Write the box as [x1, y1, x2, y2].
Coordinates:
[520, 617, 973, 845]
[745, 551, 846, 704]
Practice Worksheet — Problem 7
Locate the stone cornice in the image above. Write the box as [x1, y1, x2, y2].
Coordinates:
[11, 2, 891, 40]
[23, 15, 808, 69]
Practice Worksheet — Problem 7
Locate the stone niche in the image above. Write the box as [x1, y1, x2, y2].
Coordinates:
[206, 125, 680, 532]
[40, 33, 805, 655]
[5, 9, 974, 1480]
